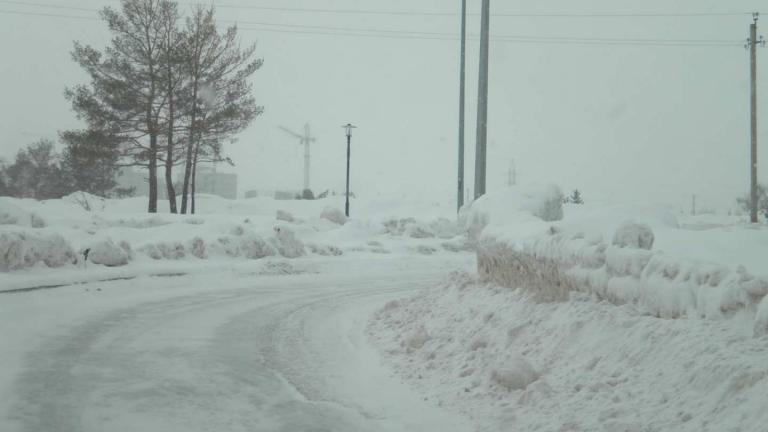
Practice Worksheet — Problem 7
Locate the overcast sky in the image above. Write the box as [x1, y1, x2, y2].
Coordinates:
[0, 0, 766, 211]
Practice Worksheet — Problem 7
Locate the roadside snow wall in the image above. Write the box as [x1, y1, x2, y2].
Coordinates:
[477, 225, 768, 336]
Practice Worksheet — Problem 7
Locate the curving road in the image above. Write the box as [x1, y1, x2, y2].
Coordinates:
[1, 257, 474, 432]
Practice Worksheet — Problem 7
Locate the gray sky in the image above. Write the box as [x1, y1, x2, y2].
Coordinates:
[0, 0, 766, 211]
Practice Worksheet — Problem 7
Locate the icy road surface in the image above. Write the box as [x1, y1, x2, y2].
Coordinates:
[0, 256, 474, 432]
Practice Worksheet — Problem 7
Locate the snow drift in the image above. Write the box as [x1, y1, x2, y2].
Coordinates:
[466, 187, 768, 336]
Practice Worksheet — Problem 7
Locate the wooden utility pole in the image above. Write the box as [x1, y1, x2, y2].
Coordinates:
[474, 0, 490, 200]
[748, 13, 766, 223]
[457, 0, 467, 212]
[750, 14, 759, 223]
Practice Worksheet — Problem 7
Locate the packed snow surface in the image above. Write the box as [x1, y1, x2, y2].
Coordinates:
[3, 186, 768, 431]
[368, 272, 768, 432]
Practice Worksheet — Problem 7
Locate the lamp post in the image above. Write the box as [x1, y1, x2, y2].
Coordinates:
[343, 123, 357, 217]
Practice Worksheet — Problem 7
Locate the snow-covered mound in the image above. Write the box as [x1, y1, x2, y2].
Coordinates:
[477, 217, 768, 335]
[0, 194, 468, 280]
[0, 198, 46, 228]
[368, 272, 768, 431]
[460, 184, 564, 243]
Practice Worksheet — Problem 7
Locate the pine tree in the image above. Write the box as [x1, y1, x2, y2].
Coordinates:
[59, 129, 121, 197]
[569, 189, 584, 205]
[4, 140, 65, 199]
[179, 5, 263, 214]
[67, 0, 174, 213]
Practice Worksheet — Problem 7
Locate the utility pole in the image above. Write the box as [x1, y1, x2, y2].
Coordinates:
[748, 13, 765, 223]
[279, 123, 316, 192]
[692, 194, 697, 216]
[474, 0, 490, 200]
[343, 123, 356, 217]
[457, 0, 467, 212]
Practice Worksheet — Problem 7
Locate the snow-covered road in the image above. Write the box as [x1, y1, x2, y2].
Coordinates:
[1, 256, 475, 432]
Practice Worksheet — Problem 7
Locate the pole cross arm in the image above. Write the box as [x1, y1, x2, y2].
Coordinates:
[278, 126, 304, 140]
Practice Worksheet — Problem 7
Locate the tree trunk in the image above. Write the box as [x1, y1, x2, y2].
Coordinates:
[165, 67, 177, 213]
[148, 133, 158, 213]
[191, 151, 197, 215]
[180, 83, 198, 214]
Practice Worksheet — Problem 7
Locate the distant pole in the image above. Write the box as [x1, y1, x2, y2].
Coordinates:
[748, 13, 764, 223]
[474, 0, 490, 200]
[508, 158, 516, 187]
[692, 194, 697, 216]
[303, 123, 311, 191]
[343, 123, 357, 217]
[457, 0, 467, 212]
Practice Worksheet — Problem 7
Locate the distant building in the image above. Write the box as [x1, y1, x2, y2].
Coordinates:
[244, 190, 260, 199]
[116, 167, 237, 200]
[195, 168, 237, 199]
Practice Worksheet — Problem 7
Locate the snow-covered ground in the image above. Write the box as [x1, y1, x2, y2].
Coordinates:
[0, 192, 467, 291]
[2, 187, 768, 431]
[369, 186, 768, 432]
[1, 255, 476, 432]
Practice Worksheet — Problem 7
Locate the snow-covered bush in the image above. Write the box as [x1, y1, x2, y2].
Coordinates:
[64, 191, 106, 212]
[239, 233, 276, 259]
[271, 226, 305, 258]
[612, 221, 654, 250]
[88, 239, 130, 267]
[405, 222, 435, 239]
[0, 230, 75, 271]
[139, 242, 185, 260]
[383, 217, 416, 236]
[308, 243, 343, 256]
[429, 218, 461, 239]
[276, 209, 295, 223]
[320, 207, 347, 225]
[188, 237, 206, 259]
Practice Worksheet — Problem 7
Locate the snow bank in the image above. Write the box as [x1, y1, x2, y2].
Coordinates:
[460, 184, 563, 243]
[477, 220, 768, 335]
[320, 207, 347, 225]
[0, 199, 46, 228]
[0, 230, 76, 271]
[368, 273, 768, 431]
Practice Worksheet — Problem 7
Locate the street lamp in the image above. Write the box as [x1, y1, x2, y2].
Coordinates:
[343, 123, 357, 217]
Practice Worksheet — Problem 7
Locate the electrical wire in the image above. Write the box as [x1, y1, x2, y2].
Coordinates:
[0, 4, 748, 48]
[0, 0, 757, 19]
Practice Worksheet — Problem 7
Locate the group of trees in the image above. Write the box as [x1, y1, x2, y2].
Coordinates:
[563, 189, 584, 205]
[66, 0, 262, 213]
[0, 135, 130, 200]
[737, 184, 768, 218]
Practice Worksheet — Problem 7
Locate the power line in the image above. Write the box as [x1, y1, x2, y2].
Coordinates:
[0, 0, 759, 19]
[0, 7, 745, 47]
[0, 8, 94, 20]
[0, 0, 94, 13]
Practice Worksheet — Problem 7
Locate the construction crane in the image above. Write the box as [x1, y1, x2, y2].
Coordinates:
[278, 123, 316, 191]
